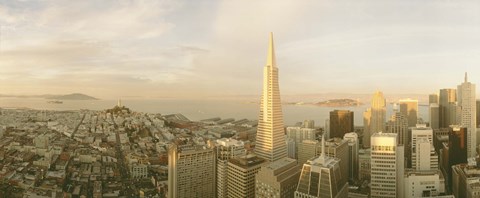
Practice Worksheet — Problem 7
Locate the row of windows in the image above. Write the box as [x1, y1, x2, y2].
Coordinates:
[372, 145, 395, 151]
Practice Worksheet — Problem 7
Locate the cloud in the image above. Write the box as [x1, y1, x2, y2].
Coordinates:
[2, 0, 480, 98]
[0, 0, 206, 97]
[32, 1, 179, 40]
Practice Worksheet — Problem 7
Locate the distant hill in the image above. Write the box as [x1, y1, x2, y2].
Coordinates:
[314, 98, 363, 107]
[47, 93, 98, 100]
[286, 98, 363, 107]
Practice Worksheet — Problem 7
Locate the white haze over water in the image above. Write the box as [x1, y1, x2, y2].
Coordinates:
[0, 98, 428, 126]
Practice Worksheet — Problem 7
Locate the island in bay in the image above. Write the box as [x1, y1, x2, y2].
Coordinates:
[287, 98, 363, 107]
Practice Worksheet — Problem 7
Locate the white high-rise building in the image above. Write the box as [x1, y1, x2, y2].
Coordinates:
[344, 132, 359, 182]
[411, 124, 438, 170]
[458, 72, 477, 158]
[370, 132, 404, 198]
[255, 32, 287, 162]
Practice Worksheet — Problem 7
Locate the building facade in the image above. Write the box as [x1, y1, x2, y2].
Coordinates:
[447, 126, 468, 190]
[344, 132, 359, 182]
[439, 88, 457, 128]
[227, 154, 266, 198]
[404, 169, 445, 197]
[298, 140, 318, 166]
[329, 110, 354, 138]
[430, 94, 439, 104]
[358, 148, 371, 181]
[294, 137, 348, 198]
[215, 138, 245, 198]
[286, 127, 316, 159]
[457, 73, 477, 158]
[386, 109, 408, 146]
[168, 140, 216, 198]
[399, 98, 419, 127]
[411, 124, 438, 171]
[452, 163, 480, 198]
[363, 108, 371, 148]
[364, 91, 386, 148]
[370, 132, 404, 198]
[255, 32, 287, 162]
[256, 157, 300, 198]
[430, 103, 440, 129]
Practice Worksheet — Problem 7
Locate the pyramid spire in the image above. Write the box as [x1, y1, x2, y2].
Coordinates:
[465, 72, 468, 82]
[255, 32, 286, 162]
[266, 32, 276, 67]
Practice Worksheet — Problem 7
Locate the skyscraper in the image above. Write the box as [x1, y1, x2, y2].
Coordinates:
[457, 73, 477, 158]
[294, 136, 348, 198]
[430, 103, 440, 129]
[452, 163, 480, 198]
[410, 124, 438, 171]
[322, 138, 349, 186]
[286, 127, 316, 159]
[344, 132, 359, 182]
[476, 100, 480, 128]
[303, 120, 315, 129]
[363, 108, 372, 148]
[325, 119, 330, 140]
[329, 110, 354, 138]
[297, 140, 319, 165]
[255, 157, 300, 198]
[215, 138, 245, 198]
[364, 91, 386, 148]
[429, 94, 439, 104]
[370, 132, 404, 198]
[439, 88, 457, 128]
[168, 139, 216, 198]
[227, 154, 267, 198]
[255, 32, 287, 162]
[358, 148, 371, 181]
[399, 98, 418, 127]
[447, 126, 468, 191]
[386, 108, 408, 146]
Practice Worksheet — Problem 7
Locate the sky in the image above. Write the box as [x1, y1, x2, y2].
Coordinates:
[1, 0, 480, 99]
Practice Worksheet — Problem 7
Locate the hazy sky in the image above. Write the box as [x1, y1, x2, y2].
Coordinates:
[1, 0, 480, 99]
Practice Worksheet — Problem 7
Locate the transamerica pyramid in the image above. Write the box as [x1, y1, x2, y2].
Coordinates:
[255, 32, 287, 162]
